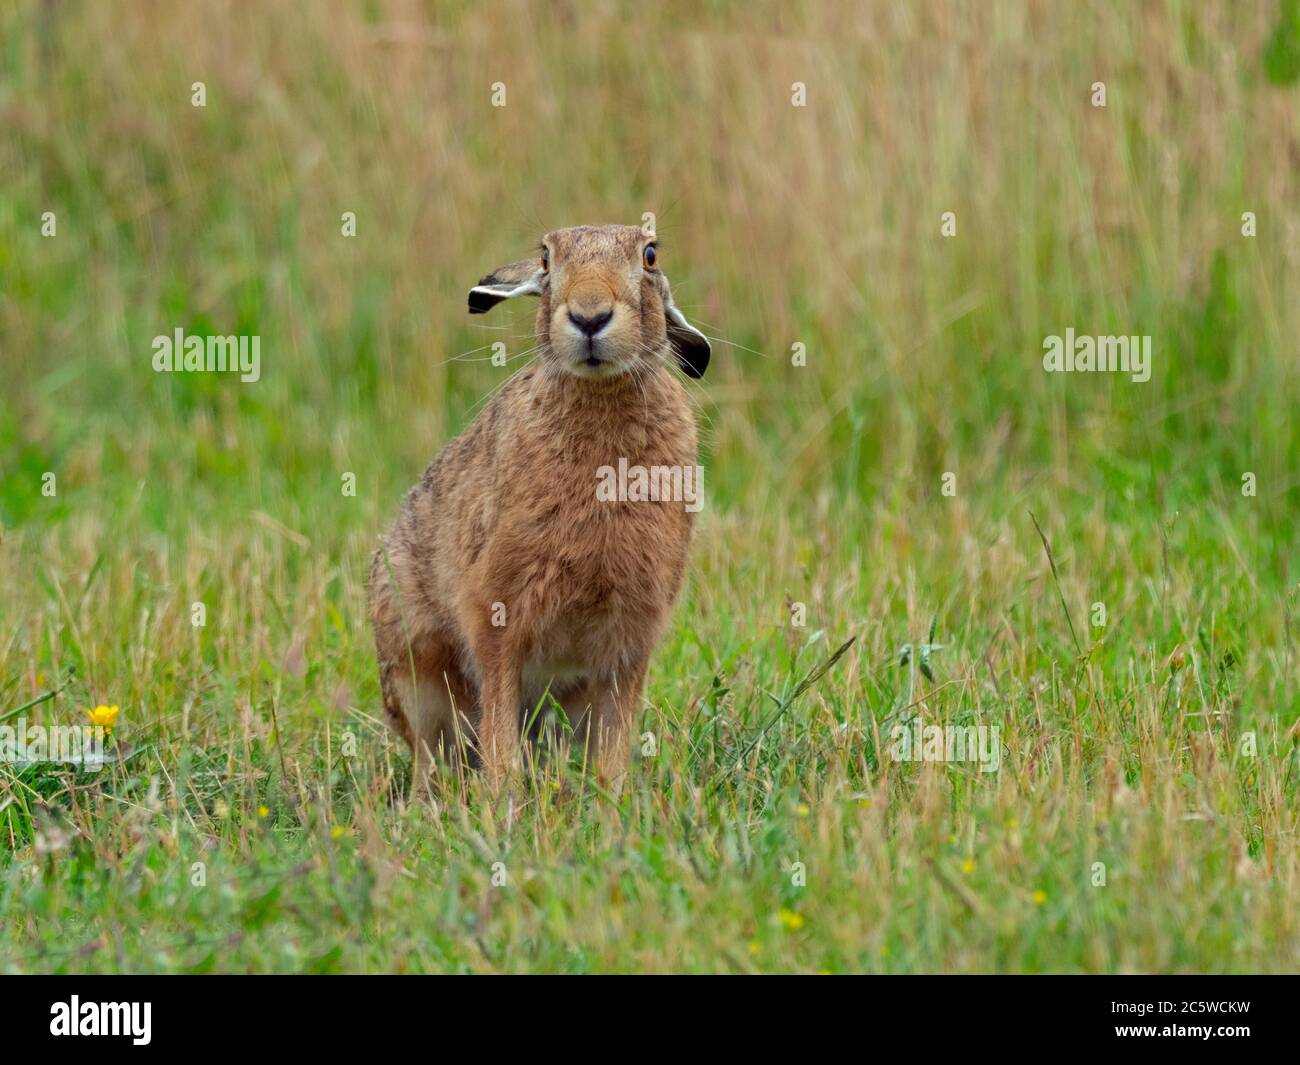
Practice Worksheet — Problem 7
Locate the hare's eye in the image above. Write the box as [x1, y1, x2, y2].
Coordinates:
[642, 245, 657, 269]
[541, 247, 549, 272]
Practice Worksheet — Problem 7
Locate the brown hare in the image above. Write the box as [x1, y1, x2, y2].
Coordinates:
[368, 224, 710, 794]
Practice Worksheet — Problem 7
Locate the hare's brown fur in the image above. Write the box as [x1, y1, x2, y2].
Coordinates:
[368, 224, 709, 791]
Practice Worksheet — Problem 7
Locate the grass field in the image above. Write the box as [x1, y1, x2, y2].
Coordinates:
[2, 0, 1299, 973]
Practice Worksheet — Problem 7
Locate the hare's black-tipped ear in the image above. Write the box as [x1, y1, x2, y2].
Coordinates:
[662, 283, 710, 379]
[467, 259, 544, 314]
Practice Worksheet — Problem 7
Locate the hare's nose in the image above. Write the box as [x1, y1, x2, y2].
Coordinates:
[568, 308, 613, 337]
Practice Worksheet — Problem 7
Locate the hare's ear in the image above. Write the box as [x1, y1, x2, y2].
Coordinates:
[662, 281, 710, 379]
[467, 259, 545, 314]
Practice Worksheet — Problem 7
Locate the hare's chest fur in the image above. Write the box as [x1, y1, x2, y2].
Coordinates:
[513, 494, 691, 684]
[479, 383, 697, 673]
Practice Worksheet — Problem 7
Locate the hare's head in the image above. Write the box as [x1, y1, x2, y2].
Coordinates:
[468, 224, 710, 380]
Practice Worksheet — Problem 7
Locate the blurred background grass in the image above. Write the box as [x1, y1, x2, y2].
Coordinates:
[1, 0, 1298, 972]
[4, 0, 1297, 520]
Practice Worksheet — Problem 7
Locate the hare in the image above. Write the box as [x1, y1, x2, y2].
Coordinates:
[368, 224, 710, 793]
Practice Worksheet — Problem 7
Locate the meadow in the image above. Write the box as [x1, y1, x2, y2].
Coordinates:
[1, 0, 1298, 973]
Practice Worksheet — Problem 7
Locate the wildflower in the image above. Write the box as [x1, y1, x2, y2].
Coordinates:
[960, 858, 975, 875]
[257, 805, 269, 818]
[1032, 889, 1047, 905]
[796, 803, 810, 817]
[779, 908, 805, 931]
[747, 940, 762, 956]
[1006, 818, 1020, 829]
[87, 704, 119, 729]
[330, 825, 345, 840]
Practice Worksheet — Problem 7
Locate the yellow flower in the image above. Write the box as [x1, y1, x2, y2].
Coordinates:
[779, 908, 805, 931]
[1006, 818, 1020, 829]
[747, 939, 762, 956]
[257, 805, 269, 818]
[1032, 889, 1047, 905]
[857, 798, 872, 809]
[796, 803, 810, 817]
[330, 825, 345, 840]
[87, 704, 119, 729]
[960, 858, 975, 875]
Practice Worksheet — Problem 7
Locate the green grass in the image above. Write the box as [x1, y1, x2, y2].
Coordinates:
[1, 0, 1298, 973]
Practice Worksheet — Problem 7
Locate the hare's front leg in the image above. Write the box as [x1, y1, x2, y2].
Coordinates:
[473, 638, 524, 791]
[590, 660, 649, 796]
